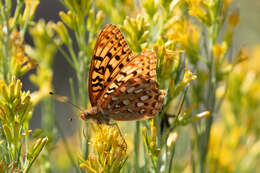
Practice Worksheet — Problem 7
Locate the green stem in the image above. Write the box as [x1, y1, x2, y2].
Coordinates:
[134, 121, 140, 171]
[167, 146, 176, 173]
[42, 98, 54, 133]
[77, 70, 89, 159]
[10, 0, 23, 32]
[2, 5, 10, 83]
[55, 119, 80, 173]
[198, 24, 218, 173]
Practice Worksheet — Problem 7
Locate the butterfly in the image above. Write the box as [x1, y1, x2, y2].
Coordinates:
[78, 24, 166, 124]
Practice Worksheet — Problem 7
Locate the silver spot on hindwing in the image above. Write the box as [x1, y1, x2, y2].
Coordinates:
[140, 95, 149, 101]
[127, 87, 135, 93]
[137, 102, 144, 107]
[134, 88, 143, 94]
[123, 100, 130, 105]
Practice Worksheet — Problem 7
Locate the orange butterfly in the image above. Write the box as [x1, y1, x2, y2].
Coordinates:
[81, 24, 166, 124]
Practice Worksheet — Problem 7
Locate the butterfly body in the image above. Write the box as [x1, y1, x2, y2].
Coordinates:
[84, 24, 166, 123]
[79, 106, 111, 124]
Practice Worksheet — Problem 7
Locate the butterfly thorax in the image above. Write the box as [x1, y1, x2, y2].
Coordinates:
[79, 106, 111, 124]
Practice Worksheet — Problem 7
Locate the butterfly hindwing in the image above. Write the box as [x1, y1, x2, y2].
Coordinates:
[101, 76, 166, 121]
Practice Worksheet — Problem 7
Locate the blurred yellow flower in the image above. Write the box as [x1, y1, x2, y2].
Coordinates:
[53, 22, 71, 45]
[26, 20, 57, 105]
[186, 0, 211, 25]
[212, 43, 227, 59]
[223, 0, 234, 6]
[165, 19, 201, 63]
[23, 0, 40, 20]
[246, 45, 260, 73]
[80, 124, 127, 173]
[10, 29, 37, 77]
[166, 20, 200, 48]
[208, 122, 236, 172]
[228, 10, 240, 28]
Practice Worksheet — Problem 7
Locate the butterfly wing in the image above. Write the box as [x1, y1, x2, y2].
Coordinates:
[100, 50, 166, 121]
[89, 24, 134, 106]
[101, 76, 166, 121]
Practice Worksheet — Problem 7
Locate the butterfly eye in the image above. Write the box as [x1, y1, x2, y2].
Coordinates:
[79, 111, 91, 121]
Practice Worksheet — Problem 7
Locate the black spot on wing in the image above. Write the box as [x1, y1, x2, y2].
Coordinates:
[94, 55, 103, 61]
[107, 64, 113, 73]
[119, 72, 127, 77]
[119, 64, 124, 69]
[106, 52, 112, 59]
[92, 76, 104, 82]
[92, 82, 103, 88]
[92, 88, 103, 92]
[94, 66, 105, 74]
[114, 79, 124, 86]
[108, 87, 116, 91]
[115, 55, 120, 60]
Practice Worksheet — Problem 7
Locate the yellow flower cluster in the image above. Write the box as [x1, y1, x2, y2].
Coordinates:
[142, 119, 160, 169]
[10, 29, 37, 77]
[209, 45, 260, 172]
[80, 125, 127, 173]
[26, 20, 57, 105]
[186, 0, 212, 26]
[212, 43, 227, 59]
[173, 61, 197, 97]
[23, 0, 40, 21]
[143, 120, 160, 157]
[121, 15, 150, 52]
[0, 77, 32, 125]
[165, 19, 201, 63]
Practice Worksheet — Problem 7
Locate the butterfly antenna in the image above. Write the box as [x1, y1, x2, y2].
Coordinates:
[49, 92, 83, 111]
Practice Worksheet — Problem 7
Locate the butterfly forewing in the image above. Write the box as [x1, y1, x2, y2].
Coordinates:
[89, 24, 134, 106]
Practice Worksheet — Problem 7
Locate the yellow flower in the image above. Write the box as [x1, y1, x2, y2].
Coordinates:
[228, 11, 240, 28]
[223, 0, 234, 6]
[212, 42, 227, 59]
[247, 45, 260, 73]
[26, 20, 57, 105]
[186, 0, 211, 25]
[165, 19, 201, 58]
[80, 124, 127, 173]
[59, 11, 74, 29]
[142, 119, 160, 157]
[10, 29, 37, 77]
[30, 80, 52, 105]
[23, 0, 40, 21]
[173, 60, 197, 96]
[53, 22, 71, 45]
